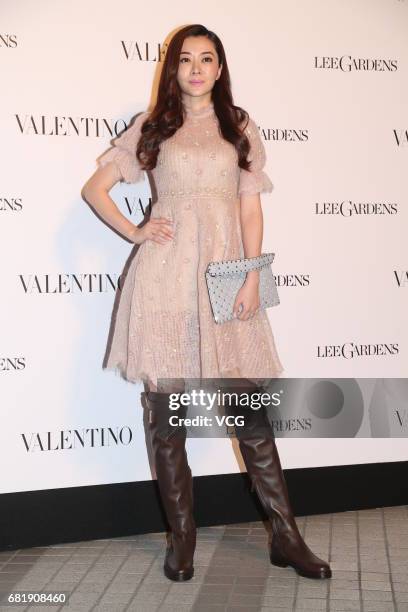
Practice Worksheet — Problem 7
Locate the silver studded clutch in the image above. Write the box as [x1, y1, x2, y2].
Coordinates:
[205, 253, 280, 324]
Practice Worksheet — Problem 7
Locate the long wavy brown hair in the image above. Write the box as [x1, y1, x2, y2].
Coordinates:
[136, 24, 252, 172]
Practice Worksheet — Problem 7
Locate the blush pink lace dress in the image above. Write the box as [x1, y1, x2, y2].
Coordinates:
[97, 101, 284, 389]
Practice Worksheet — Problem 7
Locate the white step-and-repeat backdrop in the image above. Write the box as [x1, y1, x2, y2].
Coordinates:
[1, 0, 407, 495]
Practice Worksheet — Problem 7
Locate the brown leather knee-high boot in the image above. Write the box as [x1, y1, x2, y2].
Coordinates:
[227, 386, 331, 579]
[143, 390, 196, 581]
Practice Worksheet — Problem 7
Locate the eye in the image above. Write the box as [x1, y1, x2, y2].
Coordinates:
[203, 56, 213, 62]
[180, 57, 189, 63]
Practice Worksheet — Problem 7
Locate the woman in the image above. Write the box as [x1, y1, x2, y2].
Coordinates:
[82, 24, 331, 583]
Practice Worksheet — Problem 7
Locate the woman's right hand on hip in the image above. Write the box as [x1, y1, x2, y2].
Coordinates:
[131, 217, 175, 245]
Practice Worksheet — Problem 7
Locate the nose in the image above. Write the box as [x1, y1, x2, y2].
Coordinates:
[191, 59, 201, 74]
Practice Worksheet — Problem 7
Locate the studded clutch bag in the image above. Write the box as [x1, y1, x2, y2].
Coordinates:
[205, 252, 280, 324]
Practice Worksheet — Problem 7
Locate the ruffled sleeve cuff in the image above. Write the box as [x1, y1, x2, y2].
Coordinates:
[238, 115, 274, 196]
[238, 168, 274, 195]
[97, 112, 148, 184]
[97, 147, 144, 184]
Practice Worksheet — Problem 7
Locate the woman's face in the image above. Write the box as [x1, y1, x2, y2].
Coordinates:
[177, 35, 222, 102]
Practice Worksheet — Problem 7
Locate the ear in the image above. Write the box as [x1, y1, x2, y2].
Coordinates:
[216, 63, 223, 80]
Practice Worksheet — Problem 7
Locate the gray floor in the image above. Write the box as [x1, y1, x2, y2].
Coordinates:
[0, 505, 407, 611]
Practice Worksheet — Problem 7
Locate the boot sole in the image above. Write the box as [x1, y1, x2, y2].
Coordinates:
[271, 556, 332, 579]
[164, 564, 194, 581]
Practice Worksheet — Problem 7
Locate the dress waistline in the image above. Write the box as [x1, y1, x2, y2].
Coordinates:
[156, 188, 237, 200]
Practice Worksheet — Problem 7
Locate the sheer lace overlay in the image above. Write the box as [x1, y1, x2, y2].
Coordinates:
[97, 102, 284, 388]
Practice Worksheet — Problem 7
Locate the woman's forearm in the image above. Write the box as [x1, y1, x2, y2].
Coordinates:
[240, 202, 263, 284]
[82, 185, 139, 242]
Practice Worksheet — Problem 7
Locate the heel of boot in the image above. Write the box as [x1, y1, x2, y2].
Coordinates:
[163, 533, 195, 582]
[164, 562, 194, 582]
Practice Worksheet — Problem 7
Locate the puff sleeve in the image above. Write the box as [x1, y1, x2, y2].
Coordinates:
[97, 111, 149, 184]
[238, 116, 274, 195]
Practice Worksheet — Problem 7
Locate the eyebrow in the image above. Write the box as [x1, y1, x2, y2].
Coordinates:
[180, 51, 215, 55]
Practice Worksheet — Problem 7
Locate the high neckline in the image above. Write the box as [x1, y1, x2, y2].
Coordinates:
[183, 100, 215, 119]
